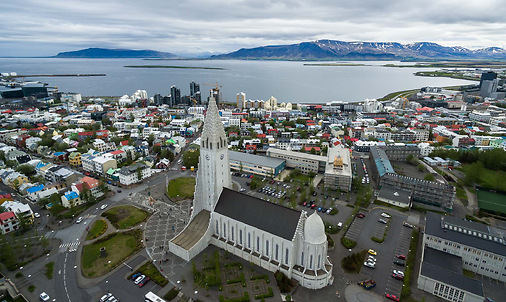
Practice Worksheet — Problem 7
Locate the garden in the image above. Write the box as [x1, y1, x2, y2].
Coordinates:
[192, 250, 277, 301]
[167, 177, 196, 201]
[81, 229, 143, 278]
[86, 219, 108, 240]
[101, 205, 148, 229]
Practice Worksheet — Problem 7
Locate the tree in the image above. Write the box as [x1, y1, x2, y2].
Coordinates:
[424, 174, 435, 181]
[102, 117, 111, 126]
[16, 213, 32, 233]
[5, 160, 17, 168]
[183, 149, 200, 168]
[147, 134, 155, 146]
[16, 164, 35, 175]
[98, 182, 108, 194]
[417, 163, 426, 172]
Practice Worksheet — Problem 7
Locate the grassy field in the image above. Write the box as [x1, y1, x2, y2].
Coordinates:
[167, 177, 196, 200]
[81, 230, 143, 278]
[102, 205, 148, 229]
[461, 165, 506, 191]
[86, 219, 108, 240]
[477, 189, 506, 215]
[129, 261, 168, 286]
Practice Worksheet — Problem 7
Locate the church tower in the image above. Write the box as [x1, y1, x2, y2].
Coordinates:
[193, 92, 232, 216]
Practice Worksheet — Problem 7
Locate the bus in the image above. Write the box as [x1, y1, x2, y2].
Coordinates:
[145, 291, 166, 302]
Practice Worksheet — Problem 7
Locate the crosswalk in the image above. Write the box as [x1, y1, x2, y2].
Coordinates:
[59, 240, 80, 252]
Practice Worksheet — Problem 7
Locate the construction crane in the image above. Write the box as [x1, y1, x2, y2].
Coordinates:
[203, 82, 223, 107]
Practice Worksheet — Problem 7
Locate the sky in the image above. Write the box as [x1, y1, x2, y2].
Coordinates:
[1, 0, 505, 57]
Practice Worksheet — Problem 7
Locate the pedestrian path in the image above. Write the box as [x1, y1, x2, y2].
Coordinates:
[59, 240, 80, 253]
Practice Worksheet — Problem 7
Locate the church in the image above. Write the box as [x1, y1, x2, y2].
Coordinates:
[169, 95, 333, 289]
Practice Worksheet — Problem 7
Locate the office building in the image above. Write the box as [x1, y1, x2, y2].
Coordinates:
[266, 148, 326, 174]
[229, 151, 285, 177]
[170, 85, 181, 106]
[323, 147, 352, 192]
[237, 92, 245, 110]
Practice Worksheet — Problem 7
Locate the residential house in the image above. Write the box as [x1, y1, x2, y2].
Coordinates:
[92, 157, 117, 176]
[0, 212, 19, 234]
[27, 184, 45, 202]
[61, 191, 83, 208]
[2, 200, 34, 223]
[69, 152, 82, 167]
[117, 162, 152, 186]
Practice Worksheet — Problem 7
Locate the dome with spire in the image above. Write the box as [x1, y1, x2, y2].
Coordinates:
[304, 212, 326, 245]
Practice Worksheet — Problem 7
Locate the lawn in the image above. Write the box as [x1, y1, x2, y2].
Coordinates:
[129, 261, 168, 286]
[477, 189, 506, 215]
[167, 177, 196, 200]
[81, 229, 143, 278]
[340, 250, 367, 273]
[102, 205, 148, 229]
[461, 165, 506, 191]
[86, 219, 108, 240]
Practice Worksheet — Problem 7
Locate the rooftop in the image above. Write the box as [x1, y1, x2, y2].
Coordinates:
[377, 185, 411, 205]
[370, 146, 395, 177]
[266, 148, 326, 162]
[214, 188, 301, 241]
[421, 247, 483, 297]
[229, 151, 285, 169]
[425, 212, 506, 256]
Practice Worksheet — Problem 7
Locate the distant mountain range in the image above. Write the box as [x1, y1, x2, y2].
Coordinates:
[210, 40, 506, 61]
[55, 48, 178, 58]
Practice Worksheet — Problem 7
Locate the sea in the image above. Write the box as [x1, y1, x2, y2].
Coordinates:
[0, 58, 474, 104]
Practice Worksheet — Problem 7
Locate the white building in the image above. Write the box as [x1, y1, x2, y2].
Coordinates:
[169, 96, 333, 289]
[117, 163, 152, 186]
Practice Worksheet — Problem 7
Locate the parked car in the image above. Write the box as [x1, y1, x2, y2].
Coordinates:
[99, 293, 113, 302]
[131, 272, 141, 280]
[310, 203, 316, 209]
[312, 191, 317, 196]
[134, 275, 145, 285]
[117, 189, 122, 193]
[368, 249, 377, 256]
[396, 254, 406, 260]
[317, 207, 322, 212]
[40, 292, 50, 302]
[392, 273, 403, 281]
[138, 277, 150, 287]
[303, 202, 308, 207]
[76, 217, 83, 224]
[403, 222, 414, 228]
[378, 219, 387, 224]
[381, 212, 391, 218]
[356, 213, 365, 218]
[34, 212, 40, 218]
[363, 261, 375, 268]
[393, 260, 405, 266]
[385, 294, 400, 302]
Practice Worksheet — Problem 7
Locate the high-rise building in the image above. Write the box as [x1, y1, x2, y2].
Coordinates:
[190, 82, 200, 97]
[206, 88, 220, 106]
[236, 92, 245, 110]
[170, 85, 181, 106]
[479, 71, 499, 98]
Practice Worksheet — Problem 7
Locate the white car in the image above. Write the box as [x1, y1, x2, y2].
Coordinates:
[40, 292, 50, 302]
[363, 261, 375, 268]
[100, 204, 108, 210]
[76, 217, 83, 224]
[134, 275, 146, 284]
[393, 270, 404, 277]
[100, 293, 113, 302]
[381, 212, 391, 218]
[367, 256, 376, 262]
[34, 212, 41, 218]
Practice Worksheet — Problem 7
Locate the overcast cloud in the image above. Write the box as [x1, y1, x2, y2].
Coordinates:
[1, 0, 505, 56]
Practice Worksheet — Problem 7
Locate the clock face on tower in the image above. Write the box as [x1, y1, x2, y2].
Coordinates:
[220, 154, 224, 160]
[206, 155, 210, 160]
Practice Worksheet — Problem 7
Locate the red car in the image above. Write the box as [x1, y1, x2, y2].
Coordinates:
[303, 202, 308, 207]
[385, 294, 399, 302]
[310, 203, 316, 209]
[356, 213, 365, 218]
[396, 254, 406, 260]
[139, 276, 150, 287]
[392, 273, 403, 281]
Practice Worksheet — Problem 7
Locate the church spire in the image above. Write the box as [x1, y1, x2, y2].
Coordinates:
[201, 94, 226, 150]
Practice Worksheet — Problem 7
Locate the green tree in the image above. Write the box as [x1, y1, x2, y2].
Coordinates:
[16, 164, 35, 175]
[183, 149, 200, 168]
[424, 174, 435, 181]
[417, 163, 426, 172]
[102, 117, 111, 126]
[5, 160, 17, 168]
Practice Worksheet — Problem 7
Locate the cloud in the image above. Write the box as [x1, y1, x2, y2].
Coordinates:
[0, 0, 505, 56]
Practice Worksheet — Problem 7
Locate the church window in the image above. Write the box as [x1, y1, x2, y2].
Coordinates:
[285, 249, 289, 265]
[231, 227, 234, 241]
[310, 255, 313, 269]
[318, 255, 321, 269]
[275, 244, 279, 260]
[215, 220, 219, 235]
[266, 240, 269, 256]
[248, 233, 251, 248]
[223, 223, 226, 237]
[257, 237, 260, 252]
[210, 142, 213, 149]
[301, 252, 304, 266]
[239, 230, 243, 245]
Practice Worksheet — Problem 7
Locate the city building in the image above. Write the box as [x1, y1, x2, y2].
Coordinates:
[418, 247, 484, 302]
[237, 92, 245, 110]
[169, 96, 333, 289]
[0, 211, 19, 234]
[61, 191, 82, 208]
[170, 85, 181, 106]
[69, 152, 82, 167]
[229, 151, 285, 177]
[92, 157, 117, 176]
[323, 147, 352, 192]
[117, 162, 152, 186]
[266, 148, 326, 174]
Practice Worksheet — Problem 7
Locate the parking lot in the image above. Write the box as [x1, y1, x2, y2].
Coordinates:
[343, 208, 413, 299]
